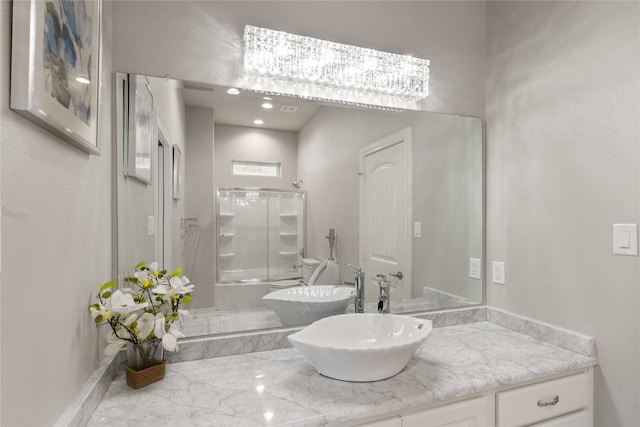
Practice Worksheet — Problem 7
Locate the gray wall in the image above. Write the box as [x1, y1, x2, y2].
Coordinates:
[0, 2, 113, 426]
[146, 77, 187, 272]
[298, 106, 483, 304]
[485, 1, 640, 425]
[111, 1, 487, 117]
[213, 124, 298, 189]
[117, 76, 188, 279]
[185, 107, 216, 308]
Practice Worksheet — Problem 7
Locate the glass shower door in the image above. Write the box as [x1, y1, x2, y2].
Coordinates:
[217, 190, 269, 282]
[268, 190, 305, 281]
[217, 189, 305, 283]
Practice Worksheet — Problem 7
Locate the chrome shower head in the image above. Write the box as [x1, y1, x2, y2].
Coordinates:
[292, 180, 303, 189]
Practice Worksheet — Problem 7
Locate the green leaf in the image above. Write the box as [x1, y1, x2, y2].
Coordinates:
[101, 291, 112, 299]
[135, 261, 147, 269]
[170, 267, 182, 277]
[99, 281, 116, 291]
[182, 295, 192, 303]
[94, 315, 104, 324]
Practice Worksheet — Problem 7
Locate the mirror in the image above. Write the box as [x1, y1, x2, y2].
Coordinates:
[116, 73, 483, 338]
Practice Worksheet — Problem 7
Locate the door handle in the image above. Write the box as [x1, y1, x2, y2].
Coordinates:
[389, 271, 403, 280]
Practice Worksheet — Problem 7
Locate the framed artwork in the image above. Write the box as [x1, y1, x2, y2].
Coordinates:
[173, 145, 182, 200]
[10, 0, 102, 155]
[125, 75, 154, 184]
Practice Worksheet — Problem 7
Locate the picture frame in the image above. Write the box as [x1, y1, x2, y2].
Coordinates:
[125, 75, 154, 185]
[173, 145, 182, 200]
[10, 0, 102, 155]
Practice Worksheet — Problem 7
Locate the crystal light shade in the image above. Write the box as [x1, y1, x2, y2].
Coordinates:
[243, 25, 430, 100]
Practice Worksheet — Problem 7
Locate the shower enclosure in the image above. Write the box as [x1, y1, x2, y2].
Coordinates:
[216, 188, 306, 283]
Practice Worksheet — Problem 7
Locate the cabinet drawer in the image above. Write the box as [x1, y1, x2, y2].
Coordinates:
[497, 373, 590, 427]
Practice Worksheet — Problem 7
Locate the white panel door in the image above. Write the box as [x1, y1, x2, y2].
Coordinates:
[360, 127, 411, 301]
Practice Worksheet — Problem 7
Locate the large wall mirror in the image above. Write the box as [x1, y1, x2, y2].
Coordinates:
[116, 73, 484, 338]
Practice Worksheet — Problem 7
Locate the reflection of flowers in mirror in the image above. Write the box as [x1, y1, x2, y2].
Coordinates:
[88, 261, 195, 366]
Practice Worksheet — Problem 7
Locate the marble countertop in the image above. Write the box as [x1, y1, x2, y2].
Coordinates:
[88, 320, 596, 426]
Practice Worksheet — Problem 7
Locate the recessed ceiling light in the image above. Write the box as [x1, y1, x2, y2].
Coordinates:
[261, 102, 273, 109]
[227, 88, 240, 95]
[254, 119, 264, 125]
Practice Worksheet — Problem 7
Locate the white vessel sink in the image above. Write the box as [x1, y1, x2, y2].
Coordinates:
[288, 313, 432, 382]
[262, 285, 354, 326]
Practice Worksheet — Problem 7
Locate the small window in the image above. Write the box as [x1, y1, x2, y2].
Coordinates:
[232, 160, 281, 177]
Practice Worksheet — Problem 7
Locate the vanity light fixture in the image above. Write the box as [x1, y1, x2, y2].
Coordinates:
[243, 25, 430, 100]
[253, 119, 264, 125]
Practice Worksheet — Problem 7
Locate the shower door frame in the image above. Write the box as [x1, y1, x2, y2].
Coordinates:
[215, 187, 307, 283]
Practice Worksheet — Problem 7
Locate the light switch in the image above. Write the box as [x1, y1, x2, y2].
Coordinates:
[469, 258, 481, 280]
[492, 261, 505, 285]
[619, 230, 630, 248]
[613, 224, 637, 256]
[413, 221, 422, 238]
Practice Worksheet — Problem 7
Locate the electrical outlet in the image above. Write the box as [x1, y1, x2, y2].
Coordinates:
[492, 261, 505, 285]
[469, 258, 481, 280]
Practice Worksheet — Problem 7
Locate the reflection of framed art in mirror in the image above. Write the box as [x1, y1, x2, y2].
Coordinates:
[125, 75, 153, 184]
[10, 0, 102, 155]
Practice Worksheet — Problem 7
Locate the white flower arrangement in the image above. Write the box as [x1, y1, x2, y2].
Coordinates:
[89, 261, 194, 364]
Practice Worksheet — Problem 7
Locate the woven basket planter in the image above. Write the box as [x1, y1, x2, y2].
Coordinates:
[126, 362, 166, 389]
[125, 340, 165, 389]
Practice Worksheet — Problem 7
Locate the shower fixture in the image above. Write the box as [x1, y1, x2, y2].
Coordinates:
[292, 180, 303, 189]
[326, 228, 336, 261]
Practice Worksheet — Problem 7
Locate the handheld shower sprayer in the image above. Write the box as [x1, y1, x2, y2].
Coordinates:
[292, 180, 303, 189]
[325, 228, 336, 260]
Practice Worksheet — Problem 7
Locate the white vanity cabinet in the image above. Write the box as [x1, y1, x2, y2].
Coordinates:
[356, 369, 592, 427]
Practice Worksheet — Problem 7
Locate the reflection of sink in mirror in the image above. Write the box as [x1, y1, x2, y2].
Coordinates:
[288, 314, 433, 382]
[263, 285, 355, 326]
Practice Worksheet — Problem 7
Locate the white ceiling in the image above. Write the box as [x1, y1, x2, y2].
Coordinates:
[182, 81, 321, 132]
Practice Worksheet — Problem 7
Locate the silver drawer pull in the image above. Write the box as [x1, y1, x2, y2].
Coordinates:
[537, 395, 560, 407]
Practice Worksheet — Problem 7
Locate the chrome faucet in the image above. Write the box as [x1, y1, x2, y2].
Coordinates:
[345, 264, 365, 313]
[376, 274, 390, 313]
